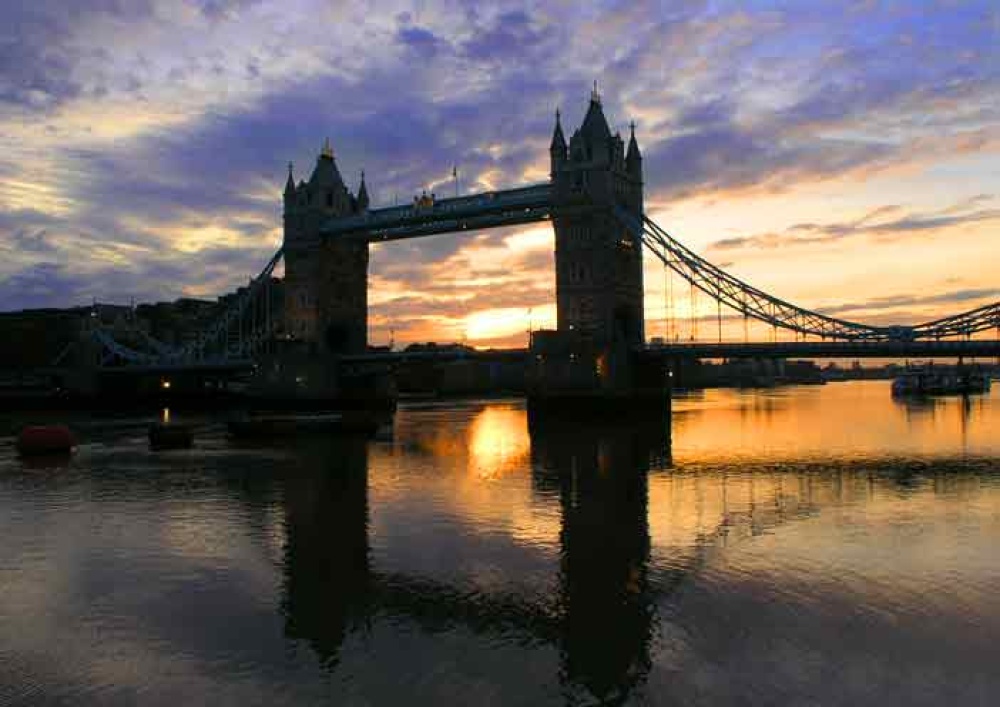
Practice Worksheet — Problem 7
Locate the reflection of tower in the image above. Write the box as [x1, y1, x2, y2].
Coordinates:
[529, 414, 670, 703]
[281, 436, 370, 665]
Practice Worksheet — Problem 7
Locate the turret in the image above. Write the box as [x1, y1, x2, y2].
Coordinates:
[357, 170, 369, 211]
[575, 83, 612, 164]
[283, 162, 296, 205]
[309, 138, 350, 212]
[626, 121, 642, 177]
[550, 109, 567, 174]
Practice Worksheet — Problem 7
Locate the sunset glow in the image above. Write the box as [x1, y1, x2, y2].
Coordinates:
[1, 2, 997, 349]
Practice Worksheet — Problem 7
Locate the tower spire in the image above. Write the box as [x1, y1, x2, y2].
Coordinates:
[626, 120, 642, 175]
[321, 137, 334, 159]
[284, 161, 296, 198]
[357, 169, 369, 211]
[550, 108, 566, 150]
[550, 107, 567, 171]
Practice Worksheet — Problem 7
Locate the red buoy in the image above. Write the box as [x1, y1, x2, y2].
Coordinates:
[16, 425, 76, 457]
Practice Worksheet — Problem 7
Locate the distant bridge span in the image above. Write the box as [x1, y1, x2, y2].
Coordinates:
[338, 338, 1000, 365]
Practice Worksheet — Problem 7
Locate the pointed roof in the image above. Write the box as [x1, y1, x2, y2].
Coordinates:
[357, 170, 369, 210]
[284, 162, 296, 196]
[309, 138, 346, 191]
[579, 86, 612, 146]
[550, 108, 566, 152]
[626, 121, 641, 163]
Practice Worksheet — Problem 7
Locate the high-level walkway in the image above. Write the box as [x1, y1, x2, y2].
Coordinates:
[323, 184, 552, 241]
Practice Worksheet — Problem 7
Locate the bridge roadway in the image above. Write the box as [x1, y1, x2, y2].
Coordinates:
[342, 338, 1000, 366]
[322, 183, 552, 241]
[66, 339, 1000, 377]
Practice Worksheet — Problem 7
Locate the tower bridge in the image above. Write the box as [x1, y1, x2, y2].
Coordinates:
[75, 91, 1000, 405]
[282, 91, 645, 358]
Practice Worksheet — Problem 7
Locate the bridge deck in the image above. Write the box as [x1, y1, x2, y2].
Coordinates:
[322, 183, 552, 241]
[640, 340, 1000, 360]
[345, 339, 1000, 366]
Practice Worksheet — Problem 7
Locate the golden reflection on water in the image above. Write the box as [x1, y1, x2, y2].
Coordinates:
[467, 406, 531, 479]
[3, 381, 1000, 704]
[671, 381, 1000, 460]
[376, 402, 531, 478]
[371, 383, 1000, 612]
[369, 402, 559, 556]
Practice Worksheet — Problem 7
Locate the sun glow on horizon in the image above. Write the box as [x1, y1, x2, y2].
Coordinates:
[463, 304, 556, 344]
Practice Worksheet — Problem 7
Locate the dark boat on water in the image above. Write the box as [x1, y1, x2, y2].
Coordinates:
[891, 363, 992, 397]
[16, 425, 76, 457]
[227, 410, 386, 438]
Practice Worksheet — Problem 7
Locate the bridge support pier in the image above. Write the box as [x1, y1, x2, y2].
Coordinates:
[527, 91, 665, 416]
[526, 330, 670, 417]
[246, 345, 396, 411]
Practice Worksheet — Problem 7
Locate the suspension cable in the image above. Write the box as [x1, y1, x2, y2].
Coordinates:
[615, 208, 1000, 342]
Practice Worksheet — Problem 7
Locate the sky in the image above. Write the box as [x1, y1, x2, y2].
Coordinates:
[0, 0, 997, 348]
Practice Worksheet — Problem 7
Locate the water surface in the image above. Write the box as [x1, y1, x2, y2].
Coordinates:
[1, 381, 999, 705]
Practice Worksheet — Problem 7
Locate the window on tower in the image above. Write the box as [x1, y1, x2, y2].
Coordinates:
[327, 192, 334, 208]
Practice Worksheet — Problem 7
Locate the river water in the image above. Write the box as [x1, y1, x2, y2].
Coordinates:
[1, 381, 999, 705]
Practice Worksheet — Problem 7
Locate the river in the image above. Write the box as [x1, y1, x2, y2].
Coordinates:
[2, 380, 998, 705]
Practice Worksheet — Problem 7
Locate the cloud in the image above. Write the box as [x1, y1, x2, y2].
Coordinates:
[818, 287, 1000, 318]
[0, 242, 279, 310]
[709, 196, 1000, 251]
[194, 0, 262, 20]
[397, 26, 448, 59]
[0, 0, 997, 345]
[0, 1, 163, 114]
[460, 10, 558, 63]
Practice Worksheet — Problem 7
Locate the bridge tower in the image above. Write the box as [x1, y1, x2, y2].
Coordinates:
[282, 141, 370, 354]
[529, 90, 661, 408]
[550, 88, 644, 348]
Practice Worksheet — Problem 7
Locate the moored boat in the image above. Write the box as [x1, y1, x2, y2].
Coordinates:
[891, 363, 991, 397]
[16, 425, 76, 456]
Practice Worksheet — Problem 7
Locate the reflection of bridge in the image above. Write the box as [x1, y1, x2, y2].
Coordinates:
[278, 406, 845, 702]
[281, 413, 667, 701]
[81, 91, 998, 386]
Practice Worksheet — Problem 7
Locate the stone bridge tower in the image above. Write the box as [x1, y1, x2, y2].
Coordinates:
[282, 141, 370, 354]
[527, 91, 660, 407]
[550, 89, 644, 348]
